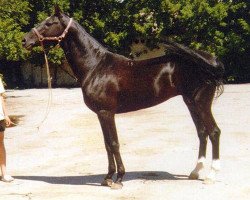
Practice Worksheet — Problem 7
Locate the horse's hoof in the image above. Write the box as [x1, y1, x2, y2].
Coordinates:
[101, 179, 113, 187]
[203, 178, 215, 185]
[189, 172, 199, 180]
[110, 182, 123, 190]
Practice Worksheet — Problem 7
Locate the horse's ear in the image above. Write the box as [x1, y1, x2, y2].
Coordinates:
[54, 4, 62, 17]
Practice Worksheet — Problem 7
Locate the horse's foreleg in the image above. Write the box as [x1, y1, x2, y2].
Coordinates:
[101, 142, 116, 187]
[97, 110, 125, 189]
[98, 111, 116, 186]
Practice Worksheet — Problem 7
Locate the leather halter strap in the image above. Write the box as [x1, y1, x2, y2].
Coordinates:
[33, 18, 73, 42]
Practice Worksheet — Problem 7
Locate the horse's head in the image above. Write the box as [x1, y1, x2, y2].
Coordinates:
[22, 5, 72, 50]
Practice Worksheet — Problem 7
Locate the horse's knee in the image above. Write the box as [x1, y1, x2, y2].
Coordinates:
[198, 127, 207, 139]
[110, 141, 120, 153]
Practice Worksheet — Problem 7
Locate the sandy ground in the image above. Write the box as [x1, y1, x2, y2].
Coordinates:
[0, 84, 249, 200]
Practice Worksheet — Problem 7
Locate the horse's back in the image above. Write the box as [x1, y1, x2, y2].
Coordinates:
[114, 58, 181, 113]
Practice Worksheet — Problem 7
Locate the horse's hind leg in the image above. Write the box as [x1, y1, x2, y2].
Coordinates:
[183, 86, 221, 183]
[206, 119, 221, 184]
[184, 103, 208, 180]
[97, 110, 125, 189]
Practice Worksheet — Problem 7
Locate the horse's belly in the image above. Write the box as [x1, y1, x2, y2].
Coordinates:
[116, 87, 178, 113]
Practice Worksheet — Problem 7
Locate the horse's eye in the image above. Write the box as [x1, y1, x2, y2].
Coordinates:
[45, 22, 52, 26]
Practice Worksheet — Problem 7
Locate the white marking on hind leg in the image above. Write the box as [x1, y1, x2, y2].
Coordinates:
[204, 159, 221, 184]
[189, 157, 206, 179]
[211, 159, 221, 171]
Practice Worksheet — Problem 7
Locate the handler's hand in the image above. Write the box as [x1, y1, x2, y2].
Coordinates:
[5, 116, 12, 127]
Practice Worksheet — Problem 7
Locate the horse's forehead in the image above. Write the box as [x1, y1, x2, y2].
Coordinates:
[41, 15, 56, 23]
[46, 15, 57, 22]
[37, 17, 49, 26]
[36, 16, 56, 29]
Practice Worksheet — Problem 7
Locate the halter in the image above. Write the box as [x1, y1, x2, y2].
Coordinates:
[29, 18, 75, 131]
[32, 18, 73, 43]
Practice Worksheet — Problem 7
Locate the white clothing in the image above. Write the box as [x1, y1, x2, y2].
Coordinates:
[0, 78, 5, 120]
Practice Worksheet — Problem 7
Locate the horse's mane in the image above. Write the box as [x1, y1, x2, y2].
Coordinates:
[73, 19, 108, 54]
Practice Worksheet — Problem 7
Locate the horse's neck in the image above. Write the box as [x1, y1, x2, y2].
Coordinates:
[61, 21, 108, 81]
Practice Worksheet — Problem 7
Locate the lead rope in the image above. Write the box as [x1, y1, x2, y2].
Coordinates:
[35, 44, 53, 131]
[33, 19, 74, 131]
[10, 44, 53, 132]
[11, 18, 74, 131]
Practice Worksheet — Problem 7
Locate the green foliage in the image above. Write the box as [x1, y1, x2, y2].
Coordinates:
[47, 47, 64, 65]
[0, 0, 30, 26]
[0, 0, 30, 61]
[0, 0, 249, 83]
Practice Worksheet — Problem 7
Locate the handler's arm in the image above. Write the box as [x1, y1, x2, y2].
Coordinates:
[1, 94, 11, 126]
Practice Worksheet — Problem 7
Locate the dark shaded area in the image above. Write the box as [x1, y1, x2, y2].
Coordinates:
[14, 171, 196, 186]
[0, 60, 24, 89]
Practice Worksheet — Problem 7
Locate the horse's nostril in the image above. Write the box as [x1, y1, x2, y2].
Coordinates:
[22, 38, 26, 46]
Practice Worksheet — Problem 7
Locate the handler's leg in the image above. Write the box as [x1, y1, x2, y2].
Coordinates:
[0, 132, 6, 176]
[0, 131, 14, 182]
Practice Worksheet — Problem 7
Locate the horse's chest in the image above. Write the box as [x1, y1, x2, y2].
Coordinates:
[82, 75, 119, 112]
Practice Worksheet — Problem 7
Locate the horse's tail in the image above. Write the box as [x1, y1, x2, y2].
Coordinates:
[213, 58, 224, 97]
[161, 40, 225, 97]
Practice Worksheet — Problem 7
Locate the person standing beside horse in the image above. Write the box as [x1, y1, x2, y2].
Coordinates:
[0, 77, 14, 182]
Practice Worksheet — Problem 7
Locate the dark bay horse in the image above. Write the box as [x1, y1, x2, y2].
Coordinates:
[22, 6, 224, 189]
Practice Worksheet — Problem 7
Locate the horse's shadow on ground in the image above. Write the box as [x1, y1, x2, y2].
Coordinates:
[14, 171, 198, 186]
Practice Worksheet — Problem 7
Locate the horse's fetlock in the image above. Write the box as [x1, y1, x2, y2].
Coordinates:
[108, 165, 116, 173]
[118, 166, 125, 174]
